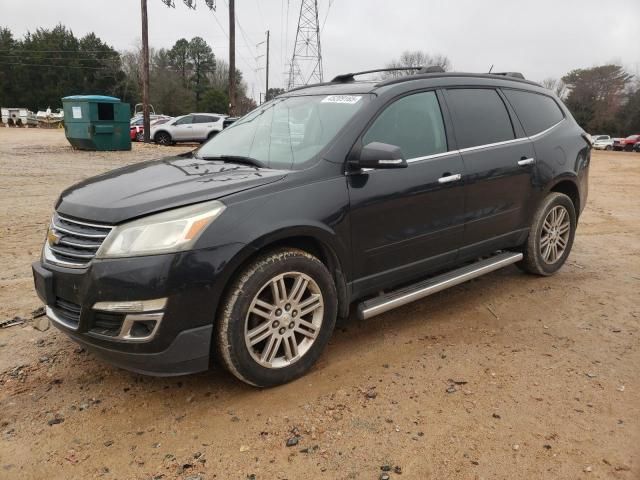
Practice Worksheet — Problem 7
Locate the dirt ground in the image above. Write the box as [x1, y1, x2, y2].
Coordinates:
[0, 128, 638, 480]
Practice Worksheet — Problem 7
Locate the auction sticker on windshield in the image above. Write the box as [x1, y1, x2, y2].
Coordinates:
[322, 95, 362, 104]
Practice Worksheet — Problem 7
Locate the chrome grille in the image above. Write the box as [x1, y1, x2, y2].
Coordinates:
[45, 213, 113, 268]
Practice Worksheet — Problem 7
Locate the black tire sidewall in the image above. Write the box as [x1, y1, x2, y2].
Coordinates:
[528, 193, 577, 275]
[155, 132, 170, 145]
[220, 251, 337, 387]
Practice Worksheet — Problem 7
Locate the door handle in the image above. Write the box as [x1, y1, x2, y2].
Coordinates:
[518, 157, 535, 166]
[438, 173, 462, 184]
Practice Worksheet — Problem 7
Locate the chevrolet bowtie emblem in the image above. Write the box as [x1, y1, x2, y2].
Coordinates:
[48, 228, 61, 246]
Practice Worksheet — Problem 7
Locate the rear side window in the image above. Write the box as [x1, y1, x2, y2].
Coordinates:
[445, 89, 514, 149]
[195, 115, 218, 123]
[362, 91, 447, 159]
[503, 89, 564, 136]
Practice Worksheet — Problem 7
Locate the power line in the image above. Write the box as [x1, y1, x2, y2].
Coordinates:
[321, 0, 334, 34]
[0, 62, 118, 70]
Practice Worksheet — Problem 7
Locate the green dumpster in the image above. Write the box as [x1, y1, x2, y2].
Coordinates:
[62, 95, 131, 151]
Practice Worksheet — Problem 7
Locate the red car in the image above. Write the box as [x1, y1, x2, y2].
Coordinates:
[130, 116, 171, 142]
[613, 134, 640, 151]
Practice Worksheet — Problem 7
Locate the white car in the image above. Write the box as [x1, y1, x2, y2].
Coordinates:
[151, 113, 226, 145]
[591, 134, 614, 151]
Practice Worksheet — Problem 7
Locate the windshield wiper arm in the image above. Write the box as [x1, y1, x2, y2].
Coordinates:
[197, 155, 266, 168]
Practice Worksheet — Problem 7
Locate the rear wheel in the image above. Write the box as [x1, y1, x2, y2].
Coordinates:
[518, 192, 576, 276]
[216, 248, 337, 387]
[135, 131, 144, 142]
[155, 131, 172, 145]
[605, 145, 612, 151]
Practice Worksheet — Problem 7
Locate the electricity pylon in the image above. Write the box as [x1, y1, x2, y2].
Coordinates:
[287, 0, 323, 90]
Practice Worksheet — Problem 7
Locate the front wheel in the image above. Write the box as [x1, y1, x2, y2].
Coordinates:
[216, 248, 337, 387]
[154, 131, 172, 145]
[518, 192, 576, 276]
[135, 131, 144, 142]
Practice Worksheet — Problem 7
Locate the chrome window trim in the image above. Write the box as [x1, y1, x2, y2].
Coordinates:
[528, 118, 565, 140]
[457, 136, 528, 153]
[349, 116, 565, 174]
[406, 150, 459, 164]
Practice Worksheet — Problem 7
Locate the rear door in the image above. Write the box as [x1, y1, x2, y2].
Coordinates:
[348, 90, 466, 294]
[443, 88, 537, 258]
[172, 115, 195, 140]
[194, 115, 219, 140]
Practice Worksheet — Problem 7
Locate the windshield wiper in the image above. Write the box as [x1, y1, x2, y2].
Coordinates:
[197, 155, 266, 168]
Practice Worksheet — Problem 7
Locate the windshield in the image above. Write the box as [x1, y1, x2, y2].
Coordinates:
[196, 94, 368, 169]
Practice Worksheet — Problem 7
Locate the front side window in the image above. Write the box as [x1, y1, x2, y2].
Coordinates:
[446, 88, 515, 149]
[174, 115, 193, 126]
[362, 91, 447, 159]
[503, 89, 564, 136]
[197, 94, 368, 170]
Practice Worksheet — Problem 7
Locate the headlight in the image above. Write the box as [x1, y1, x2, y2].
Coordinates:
[96, 200, 225, 258]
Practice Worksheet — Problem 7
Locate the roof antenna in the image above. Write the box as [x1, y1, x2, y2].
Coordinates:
[488, 64, 494, 74]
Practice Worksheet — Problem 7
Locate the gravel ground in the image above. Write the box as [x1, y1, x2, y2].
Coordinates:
[0, 128, 638, 479]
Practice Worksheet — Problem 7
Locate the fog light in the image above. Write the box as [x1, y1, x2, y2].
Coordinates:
[119, 313, 163, 342]
[93, 298, 167, 313]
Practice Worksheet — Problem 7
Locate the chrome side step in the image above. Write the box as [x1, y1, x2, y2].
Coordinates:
[357, 251, 523, 320]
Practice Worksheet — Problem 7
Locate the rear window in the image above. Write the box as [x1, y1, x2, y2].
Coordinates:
[445, 88, 515, 149]
[503, 89, 564, 136]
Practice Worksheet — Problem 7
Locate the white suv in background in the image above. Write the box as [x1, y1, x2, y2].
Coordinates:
[151, 113, 226, 145]
[591, 134, 614, 150]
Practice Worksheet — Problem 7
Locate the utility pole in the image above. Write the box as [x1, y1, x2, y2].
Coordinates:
[265, 30, 270, 101]
[228, 0, 236, 116]
[140, 0, 151, 142]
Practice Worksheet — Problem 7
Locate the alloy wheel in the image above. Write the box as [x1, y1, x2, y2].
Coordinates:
[244, 271, 324, 369]
[540, 205, 571, 264]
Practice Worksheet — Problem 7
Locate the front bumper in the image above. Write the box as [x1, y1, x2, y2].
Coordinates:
[32, 243, 245, 376]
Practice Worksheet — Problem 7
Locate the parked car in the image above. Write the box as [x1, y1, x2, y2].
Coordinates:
[223, 116, 239, 129]
[32, 68, 590, 387]
[613, 134, 640, 151]
[130, 116, 172, 142]
[591, 134, 614, 150]
[150, 113, 226, 145]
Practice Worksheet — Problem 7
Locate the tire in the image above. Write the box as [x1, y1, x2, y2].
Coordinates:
[135, 131, 144, 142]
[216, 248, 337, 387]
[605, 145, 612, 151]
[518, 192, 577, 276]
[154, 131, 172, 145]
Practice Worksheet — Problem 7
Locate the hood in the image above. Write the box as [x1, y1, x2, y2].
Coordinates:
[56, 155, 287, 224]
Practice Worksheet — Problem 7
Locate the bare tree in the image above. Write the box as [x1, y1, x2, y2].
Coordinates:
[383, 51, 452, 79]
[541, 77, 568, 99]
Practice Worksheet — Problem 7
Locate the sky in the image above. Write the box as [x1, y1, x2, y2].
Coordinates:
[3, 0, 640, 102]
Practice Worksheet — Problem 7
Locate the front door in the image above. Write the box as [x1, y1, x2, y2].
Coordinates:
[443, 87, 536, 257]
[172, 115, 195, 140]
[348, 90, 465, 295]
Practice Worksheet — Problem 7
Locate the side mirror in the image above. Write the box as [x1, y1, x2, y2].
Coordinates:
[351, 142, 408, 169]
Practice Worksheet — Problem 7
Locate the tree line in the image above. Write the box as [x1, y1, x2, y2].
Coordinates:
[385, 50, 640, 137]
[0, 25, 256, 116]
[1, 29, 638, 134]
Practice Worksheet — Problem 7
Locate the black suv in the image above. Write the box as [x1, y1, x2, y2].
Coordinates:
[33, 68, 590, 387]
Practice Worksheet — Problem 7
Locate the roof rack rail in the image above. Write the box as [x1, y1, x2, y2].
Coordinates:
[492, 72, 525, 79]
[332, 66, 425, 83]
